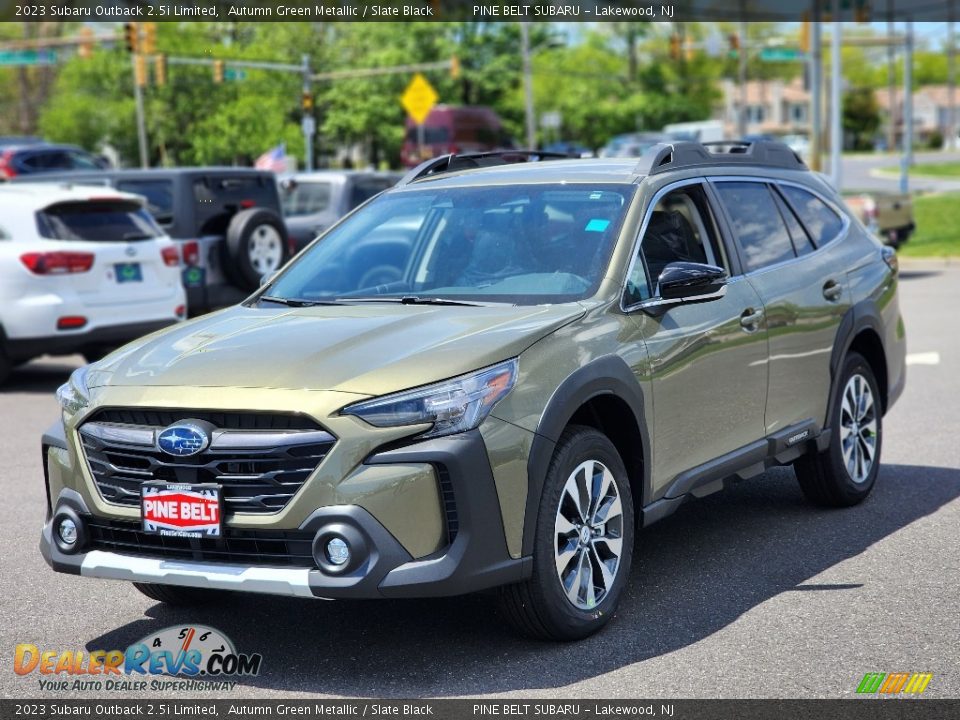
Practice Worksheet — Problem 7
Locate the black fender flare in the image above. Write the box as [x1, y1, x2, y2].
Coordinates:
[824, 299, 887, 438]
[522, 355, 650, 556]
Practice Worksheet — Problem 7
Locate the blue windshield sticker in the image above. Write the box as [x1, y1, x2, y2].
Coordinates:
[585, 218, 611, 233]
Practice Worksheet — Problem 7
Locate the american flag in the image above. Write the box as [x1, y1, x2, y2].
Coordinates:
[254, 144, 289, 173]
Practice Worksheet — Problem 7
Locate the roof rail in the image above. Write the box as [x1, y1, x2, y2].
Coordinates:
[397, 150, 575, 186]
[633, 140, 806, 177]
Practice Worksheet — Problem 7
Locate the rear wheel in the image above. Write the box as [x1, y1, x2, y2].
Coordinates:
[794, 352, 882, 507]
[132, 582, 226, 606]
[225, 208, 289, 291]
[499, 426, 634, 641]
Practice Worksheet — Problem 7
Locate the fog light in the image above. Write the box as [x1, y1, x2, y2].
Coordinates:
[325, 537, 350, 566]
[58, 517, 78, 546]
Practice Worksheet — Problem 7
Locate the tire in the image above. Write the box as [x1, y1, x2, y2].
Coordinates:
[499, 425, 634, 641]
[224, 208, 289, 291]
[0, 350, 10, 386]
[794, 352, 883, 507]
[132, 582, 226, 606]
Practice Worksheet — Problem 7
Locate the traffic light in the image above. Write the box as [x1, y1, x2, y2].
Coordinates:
[301, 90, 314, 112]
[142, 23, 157, 54]
[800, 17, 811, 53]
[78, 27, 94, 59]
[134, 54, 147, 87]
[685, 38, 695, 61]
[670, 34, 681, 60]
[123, 23, 139, 54]
[450, 55, 461, 79]
[728, 33, 740, 54]
[154, 54, 167, 86]
[213, 60, 224, 83]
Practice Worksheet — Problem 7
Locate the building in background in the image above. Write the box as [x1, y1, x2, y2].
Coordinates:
[875, 85, 957, 148]
[717, 78, 811, 139]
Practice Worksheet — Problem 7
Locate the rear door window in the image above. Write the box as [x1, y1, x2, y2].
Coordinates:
[714, 182, 796, 273]
[779, 185, 844, 247]
[773, 190, 815, 257]
[116, 180, 175, 225]
[348, 178, 394, 210]
[281, 181, 332, 217]
[193, 175, 280, 235]
[36, 200, 163, 241]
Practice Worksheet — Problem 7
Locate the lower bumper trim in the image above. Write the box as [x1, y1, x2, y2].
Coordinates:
[80, 549, 319, 599]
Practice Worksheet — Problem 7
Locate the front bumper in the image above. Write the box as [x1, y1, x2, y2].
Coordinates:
[41, 429, 531, 599]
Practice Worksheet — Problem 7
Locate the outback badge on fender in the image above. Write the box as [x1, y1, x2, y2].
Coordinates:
[156, 423, 209, 457]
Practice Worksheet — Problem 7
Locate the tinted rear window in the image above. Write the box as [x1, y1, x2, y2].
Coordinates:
[715, 182, 796, 272]
[348, 178, 394, 210]
[36, 200, 163, 241]
[116, 180, 175, 224]
[780, 185, 844, 247]
[193, 175, 280, 235]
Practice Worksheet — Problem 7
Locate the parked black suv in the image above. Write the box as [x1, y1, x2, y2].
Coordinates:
[15, 168, 289, 312]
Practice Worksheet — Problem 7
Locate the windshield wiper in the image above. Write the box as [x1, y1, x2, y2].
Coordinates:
[344, 296, 484, 307]
[258, 295, 345, 307]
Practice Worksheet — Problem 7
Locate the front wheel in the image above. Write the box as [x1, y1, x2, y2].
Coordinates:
[794, 352, 882, 507]
[499, 426, 634, 641]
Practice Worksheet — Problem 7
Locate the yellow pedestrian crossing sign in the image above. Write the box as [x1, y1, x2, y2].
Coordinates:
[401, 73, 439, 125]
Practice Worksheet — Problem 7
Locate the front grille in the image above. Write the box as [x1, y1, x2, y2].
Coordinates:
[78, 409, 336, 516]
[86, 518, 316, 567]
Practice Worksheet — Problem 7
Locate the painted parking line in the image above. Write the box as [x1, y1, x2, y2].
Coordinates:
[906, 352, 941, 366]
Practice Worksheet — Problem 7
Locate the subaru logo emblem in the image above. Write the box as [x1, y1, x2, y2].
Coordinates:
[156, 423, 209, 457]
[125, 245, 137, 257]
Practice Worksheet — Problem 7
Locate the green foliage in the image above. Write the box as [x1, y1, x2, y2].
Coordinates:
[899, 192, 960, 258]
[842, 87, 881, 151]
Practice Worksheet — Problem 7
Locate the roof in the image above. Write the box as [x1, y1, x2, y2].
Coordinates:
[0, 182, 144, 210]
[397, 142, 808, 189]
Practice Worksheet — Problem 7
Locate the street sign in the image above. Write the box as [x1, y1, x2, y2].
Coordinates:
[224, 68, 247, 81]
[0, 49, 57, 66]
[401, 73, 438, 125]
[301, 116, 316, 137]
[759, 47, 805, 62]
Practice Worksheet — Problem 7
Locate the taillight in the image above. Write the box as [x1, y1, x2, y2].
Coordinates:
[0, 150, 15, 179]
[175, 304, 186, 318]
[239, 199, 256, 209]
[20, 252, 94, 275]
[181, 241, 200, 266]
[161, 245, 180, 267]
[57, 316, 87, 330]
[881, 245, 899, 275]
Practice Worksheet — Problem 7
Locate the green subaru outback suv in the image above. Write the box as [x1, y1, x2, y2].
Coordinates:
[41, 142, 906, 640]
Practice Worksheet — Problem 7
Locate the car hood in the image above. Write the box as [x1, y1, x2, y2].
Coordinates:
[90, 302, 585, 395]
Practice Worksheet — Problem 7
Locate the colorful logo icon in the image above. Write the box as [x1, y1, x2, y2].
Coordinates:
[856, 672, 933, 695]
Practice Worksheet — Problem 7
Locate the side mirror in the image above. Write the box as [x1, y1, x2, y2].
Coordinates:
[658, 262, 727, 302]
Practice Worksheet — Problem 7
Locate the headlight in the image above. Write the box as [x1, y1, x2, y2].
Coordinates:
[342, 359, 518, 439]
[56, 366, 90, 420]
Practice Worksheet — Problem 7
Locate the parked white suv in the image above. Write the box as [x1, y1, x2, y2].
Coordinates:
[0, 183, 186, 383]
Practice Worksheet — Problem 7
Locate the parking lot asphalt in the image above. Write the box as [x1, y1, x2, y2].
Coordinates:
[1, 260, 957, 700]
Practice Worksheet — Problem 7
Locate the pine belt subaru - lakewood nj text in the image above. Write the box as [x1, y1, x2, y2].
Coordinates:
[41, 142, 906, 640]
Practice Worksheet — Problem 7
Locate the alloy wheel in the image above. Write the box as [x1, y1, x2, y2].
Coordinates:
[839, 373, 878, 484]
[553, 459, 624, 610]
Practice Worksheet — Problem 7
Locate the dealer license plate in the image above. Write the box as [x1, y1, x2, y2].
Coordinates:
[141, 483, 222, 538]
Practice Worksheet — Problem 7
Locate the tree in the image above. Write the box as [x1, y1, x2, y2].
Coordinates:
[843, 87, 881, 151]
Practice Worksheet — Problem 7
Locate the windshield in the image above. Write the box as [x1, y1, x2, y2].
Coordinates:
[266, 183, 634, 305]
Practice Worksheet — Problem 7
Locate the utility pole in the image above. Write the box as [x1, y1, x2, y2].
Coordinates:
[737, 19, 747, 138]
[829, 2, 842, 188]
[887, 5, 897, 153]
[520, 22, 535, 150]
[949, 2, 957, 151]
[810, 17, 823, 171]
[902, 20, 914, 193]
[301, 54, 314, 172]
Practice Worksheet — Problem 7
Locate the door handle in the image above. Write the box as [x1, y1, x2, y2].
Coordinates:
[740, 307, 764, 331]
[822, 279, 843, 301]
